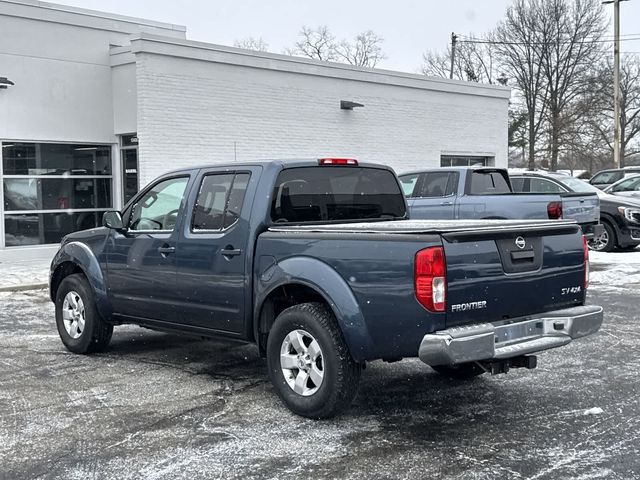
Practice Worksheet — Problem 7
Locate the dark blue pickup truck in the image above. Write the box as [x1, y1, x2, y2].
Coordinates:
[49, 159, 603, 418]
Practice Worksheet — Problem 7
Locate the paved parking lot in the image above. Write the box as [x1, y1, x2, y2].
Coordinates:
[0, 252, 639, 480]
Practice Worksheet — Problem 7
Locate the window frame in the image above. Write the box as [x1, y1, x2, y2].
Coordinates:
[527, 177, 567, 194]
[190, 171, 252, 234]
[269, 165, 407, 225]
[398, 174, 420, 198]
[1, 141, 116, 248]
[464, 169, 512, 196]
[414, 172, 459, 198]
[125, 174, 191, 234]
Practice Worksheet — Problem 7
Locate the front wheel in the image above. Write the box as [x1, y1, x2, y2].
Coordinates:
[267, 303, 362, 419]
[55, 273, 113, 354]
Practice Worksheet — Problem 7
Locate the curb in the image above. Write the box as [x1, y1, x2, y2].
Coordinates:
[0, 283, 48, 293]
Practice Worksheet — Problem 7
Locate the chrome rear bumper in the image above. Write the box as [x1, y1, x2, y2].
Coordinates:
[418, 305, 603, 366]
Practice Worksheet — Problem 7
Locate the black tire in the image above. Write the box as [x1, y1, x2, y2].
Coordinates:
[431, 363, 486, 379]
[266, 302, 362, 419]
[55, 273, 113, 354]
[588, 221, 617, 252]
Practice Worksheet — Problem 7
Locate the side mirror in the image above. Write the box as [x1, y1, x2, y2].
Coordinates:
[103, 211, 125, 230]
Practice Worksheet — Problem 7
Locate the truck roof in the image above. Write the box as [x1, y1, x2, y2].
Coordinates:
[161, 158, 396, 176]
[399, 166, 501, 176]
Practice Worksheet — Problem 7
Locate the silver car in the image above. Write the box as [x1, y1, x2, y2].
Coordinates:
[603, 174, 640, 199]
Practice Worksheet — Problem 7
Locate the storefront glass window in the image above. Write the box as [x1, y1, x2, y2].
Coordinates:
[2, 142, 113, 247]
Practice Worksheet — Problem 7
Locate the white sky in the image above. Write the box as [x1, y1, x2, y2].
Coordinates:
[60, 0, 640, 73]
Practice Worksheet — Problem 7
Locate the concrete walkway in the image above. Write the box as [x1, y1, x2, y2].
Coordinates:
[0, 258, 50, 292]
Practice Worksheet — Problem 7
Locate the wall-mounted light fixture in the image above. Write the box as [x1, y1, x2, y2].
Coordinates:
[340, 100, 364, 110]
[0, 77, 14, 89]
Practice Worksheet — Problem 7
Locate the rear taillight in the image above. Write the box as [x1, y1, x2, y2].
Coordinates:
[318, 158, 358, 166]
[582, 235, 589, 290]
[415, 246, 446, 312]
[547, 201, 563, 219]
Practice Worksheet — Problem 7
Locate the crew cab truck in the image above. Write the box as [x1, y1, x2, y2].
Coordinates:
[399, 167, 602, 239]
[50, 159, 603, 419]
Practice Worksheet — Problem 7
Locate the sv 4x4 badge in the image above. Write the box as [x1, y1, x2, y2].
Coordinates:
[561, 286, 582, 295]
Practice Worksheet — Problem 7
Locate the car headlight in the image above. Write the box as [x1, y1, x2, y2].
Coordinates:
[618, 207, 640, 224]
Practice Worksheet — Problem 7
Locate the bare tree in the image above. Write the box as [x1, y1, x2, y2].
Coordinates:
[537, 0, 607, 171]
[233, 37, 269, 52]
[336, 30, 386, 68]
[508, 108, 529, 166]
[494, 0, 549, 170]
[287, 26, 337, 61]
[421, 37, 498, 83]
[582, 55, 640, 165]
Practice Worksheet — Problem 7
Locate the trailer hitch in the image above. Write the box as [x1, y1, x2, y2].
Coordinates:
[479, 355, 538, 375]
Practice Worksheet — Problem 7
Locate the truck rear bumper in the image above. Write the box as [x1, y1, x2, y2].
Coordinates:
[418, 305, 603, 366]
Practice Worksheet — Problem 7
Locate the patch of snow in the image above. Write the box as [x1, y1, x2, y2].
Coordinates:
[583, 407, 604, 416]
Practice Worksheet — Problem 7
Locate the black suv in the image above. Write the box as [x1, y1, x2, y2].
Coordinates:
[589, 167, 640, 190]
[510, 171, 640, 252]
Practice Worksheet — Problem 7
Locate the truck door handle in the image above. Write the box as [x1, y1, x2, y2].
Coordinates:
[157, 245, 176, 256]
[221, 247, 242, 257]
[441, 201, 453, 206]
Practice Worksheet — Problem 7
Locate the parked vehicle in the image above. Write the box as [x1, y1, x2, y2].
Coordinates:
[603, 174, 640, 199]
[589, 167, 640, 190]
[510, 171, 640, 252]
[50, 159, 602, 418]
[398, 167, 601, 238]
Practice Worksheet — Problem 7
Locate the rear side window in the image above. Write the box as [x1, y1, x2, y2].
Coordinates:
[418, 172, 458, 197]
[510, 177, 526, 192]
[468, 171, 511, 195]
[271, 167, 406, 223]
[192, 173, 250, 231]
[528, 178, 565, 193]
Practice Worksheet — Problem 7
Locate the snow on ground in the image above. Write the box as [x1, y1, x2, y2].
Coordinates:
[589, 248, 640, 291]
[0, 258, 50, 290]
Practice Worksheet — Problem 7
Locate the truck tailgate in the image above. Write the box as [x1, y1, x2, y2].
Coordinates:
[269, 219, 587, 330]
[442, 224, 586, 328]
[561, 192, 599, 225]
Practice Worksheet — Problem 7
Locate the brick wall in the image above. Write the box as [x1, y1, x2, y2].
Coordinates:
[135, 49, 509, 187]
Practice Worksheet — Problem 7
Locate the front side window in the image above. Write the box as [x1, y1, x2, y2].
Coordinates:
[129, 177, 188, 231]
[591, 171, 622, 185]
[271, 167, 406, 223]
[191, 173, 251, 231]
[399, 174, 418, 197]
[612, 176, 640, 192]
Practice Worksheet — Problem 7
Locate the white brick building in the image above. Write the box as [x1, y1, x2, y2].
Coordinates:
[0, 0, 510, 258]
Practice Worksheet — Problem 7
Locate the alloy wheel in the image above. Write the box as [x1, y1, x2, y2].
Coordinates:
[280, 329, 324, 396]
[588, 230, 609, 252]
[62, 291, 85, 339]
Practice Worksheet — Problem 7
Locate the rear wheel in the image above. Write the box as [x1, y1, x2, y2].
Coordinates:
[588, 221, 616, 252]
[431, 363, 486, 379]
[267, 302, 362, 419]
[55, 273, 113, 354]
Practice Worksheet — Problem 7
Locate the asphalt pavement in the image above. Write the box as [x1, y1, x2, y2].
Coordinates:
[0, 268, 638, 479]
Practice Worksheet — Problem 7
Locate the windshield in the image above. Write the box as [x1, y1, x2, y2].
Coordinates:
[271, 166, 406, 224]
[556, 176, 601, 193]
